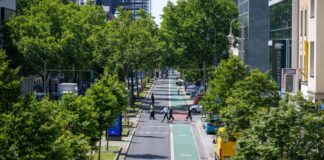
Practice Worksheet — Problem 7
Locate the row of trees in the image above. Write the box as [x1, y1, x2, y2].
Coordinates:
[0, 50, 127, 159]
[161, 0, 240, 82]
[201, 56, 324, 159]
[1, 0, 162, 159]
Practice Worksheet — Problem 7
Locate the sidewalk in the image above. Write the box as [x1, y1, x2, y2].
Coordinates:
[102, 79, 154, 160]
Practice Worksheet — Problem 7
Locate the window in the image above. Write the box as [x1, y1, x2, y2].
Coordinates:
[300, 10, 303, 36]
[305, 10, 307, 36]
[311, 0, 315, 18]
[0, 34, 3, 49]
[310, 41, 314, 77]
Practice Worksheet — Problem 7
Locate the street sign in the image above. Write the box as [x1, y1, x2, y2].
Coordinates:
[108, 114, 122, 137]
[281, 68, 298, 94]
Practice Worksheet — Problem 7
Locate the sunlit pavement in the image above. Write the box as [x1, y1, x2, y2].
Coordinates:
[126, 71, 214, 160]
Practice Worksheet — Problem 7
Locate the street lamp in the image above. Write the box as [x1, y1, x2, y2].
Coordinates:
[227, 19, 237, 49]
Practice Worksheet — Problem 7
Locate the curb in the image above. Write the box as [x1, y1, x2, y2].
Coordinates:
[122, 80, 153, 160]
[114, 147, 122, 160]
[123, 129, 136, 160]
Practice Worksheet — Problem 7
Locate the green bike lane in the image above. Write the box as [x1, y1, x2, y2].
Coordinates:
[169, 74, 200, 160]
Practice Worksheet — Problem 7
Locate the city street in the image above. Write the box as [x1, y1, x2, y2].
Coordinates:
[126, 72, 215, 160]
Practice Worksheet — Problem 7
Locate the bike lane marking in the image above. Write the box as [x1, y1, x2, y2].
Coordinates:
[172, 125, 200, 160]
[169, 75, 185, 109]
[169, 73, 200, 160]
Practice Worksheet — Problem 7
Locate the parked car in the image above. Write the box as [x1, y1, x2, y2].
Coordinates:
[203, 117, 223, 134]
[193, 93, 204, 105]
[36, 92, 47, 101]
[58, 83, 78, 99]
[190, 105, 202, 113]
[185, 85, 196, 95]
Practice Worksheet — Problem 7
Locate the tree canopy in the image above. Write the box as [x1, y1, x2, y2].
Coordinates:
[7, 0, 106, 75]
[201, 56, 249, 113]
[234, 93, 324, 160]
[161, 0, 239, 82]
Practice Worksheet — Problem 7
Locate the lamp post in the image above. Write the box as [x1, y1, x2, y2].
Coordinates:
[227, 19, 236, 53]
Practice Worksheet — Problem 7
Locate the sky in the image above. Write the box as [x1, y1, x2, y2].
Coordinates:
[151, 0, 177, 26]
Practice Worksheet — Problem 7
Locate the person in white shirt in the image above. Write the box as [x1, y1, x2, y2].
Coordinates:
[161, 105, 170, 123]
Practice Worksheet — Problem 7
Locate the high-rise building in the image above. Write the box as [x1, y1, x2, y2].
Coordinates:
[293, 0, 324, 100]
[0, 0, 16, 49]
[237, 0, 270, 72]
[268, 0, 293, 84]
[97, 0, 151, 20]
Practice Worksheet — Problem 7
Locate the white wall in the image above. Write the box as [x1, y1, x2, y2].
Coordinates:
[0, 0, 16, 10]
[316, 0, 324, 94]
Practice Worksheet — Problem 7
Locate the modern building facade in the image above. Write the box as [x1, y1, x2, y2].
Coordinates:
[268, 0, 293, 84]
[294, 0, 324, 100]
[0, 0, 16, 49]
[237, 0, 270, 72]
[97, 0, 151, 20]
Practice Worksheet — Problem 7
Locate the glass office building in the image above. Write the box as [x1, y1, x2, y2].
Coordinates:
[269, 0, 292, 84]
[237, 0, 270, 72]
[97, 0, 151, 20]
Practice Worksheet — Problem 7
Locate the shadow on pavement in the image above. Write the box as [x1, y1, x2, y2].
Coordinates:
[134, 135, 165, 139]
[126, 154, 168, 159]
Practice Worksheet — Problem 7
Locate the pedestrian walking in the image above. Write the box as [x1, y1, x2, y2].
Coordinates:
[149, 104, 156, 120]
[168, 107, 175, 122]
[185, 106, 192, 121]
[161, 105, 170, 123]
[151, 93, 155, 106]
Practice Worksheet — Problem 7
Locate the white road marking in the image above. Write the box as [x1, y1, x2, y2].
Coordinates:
[170, 125, 175, 160]
[191, 126, 202, 160]
[180, 153, 192, 157]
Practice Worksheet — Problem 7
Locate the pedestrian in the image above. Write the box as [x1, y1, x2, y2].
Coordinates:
[185, 106, 192, 121]
[151, 93, 155, 106]
[149, 104, 156, 120]
[168, 107, 175, 122]
[161, 105, 169, 123]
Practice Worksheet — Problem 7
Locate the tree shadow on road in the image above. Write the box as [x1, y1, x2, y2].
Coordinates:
[134, 135, 165, 139]
[126, 154, 168, 159]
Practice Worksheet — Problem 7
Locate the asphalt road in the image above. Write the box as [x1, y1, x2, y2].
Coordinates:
[126, 71, 214, 160]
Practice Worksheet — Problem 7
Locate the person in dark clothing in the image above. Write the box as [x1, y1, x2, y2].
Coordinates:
[168, 107, 175, 122]
[149, 104, 156, 120]
[185, 106, 192, 121]
[151, 94, 155, 106]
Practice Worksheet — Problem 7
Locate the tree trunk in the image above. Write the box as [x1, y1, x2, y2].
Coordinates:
[131, 71, 135, 107]
[106, 130, 109, 151]
[98, 131, 102, 160]
[136, 71, 139, 97]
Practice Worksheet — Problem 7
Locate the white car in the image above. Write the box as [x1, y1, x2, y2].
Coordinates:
[190, 105, 203, 113]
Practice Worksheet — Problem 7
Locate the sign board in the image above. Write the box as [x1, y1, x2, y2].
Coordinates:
[281, 68, 298, 93]
[108, 114, 122, 137]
